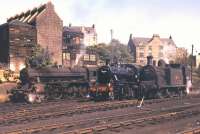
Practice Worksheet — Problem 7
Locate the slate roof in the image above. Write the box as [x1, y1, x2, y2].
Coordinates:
[131, 34, 176, 46]
[8, 20, 33, 27]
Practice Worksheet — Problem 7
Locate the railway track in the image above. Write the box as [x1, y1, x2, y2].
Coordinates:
[0, 95, 193, 127]
[3, 101, 200, 134]
[1, 95, 200, 127]
[178, 127, 200, 134]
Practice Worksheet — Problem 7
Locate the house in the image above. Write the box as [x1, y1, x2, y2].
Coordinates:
[62, 26, 97, 67]
[64, 24, 97, 46]
[0, 2, 63, 72]
[128, 34, 177, 65]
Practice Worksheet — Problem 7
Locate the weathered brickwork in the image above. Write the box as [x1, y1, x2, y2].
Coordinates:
[0, 20, 36, 72]
[0, 2, 63, 72]
[36, 2, 63, 65]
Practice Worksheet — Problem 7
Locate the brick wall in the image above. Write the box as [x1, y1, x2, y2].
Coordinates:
[9, 22, 36, 72]
[36, 2, 63, 65]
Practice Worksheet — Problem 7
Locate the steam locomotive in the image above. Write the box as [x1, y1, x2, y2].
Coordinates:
[90, 64, 140, 100]
[9, 66, 97, 103]
[139, 56, 191, 99]
[89, 56, 191, 100]
[9, 56, 191, 103]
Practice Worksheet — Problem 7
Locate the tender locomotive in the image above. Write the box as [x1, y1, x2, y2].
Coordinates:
[139, 56, 191, 99]
[9, 66, 97, 103]
[89, 64, 140, 100]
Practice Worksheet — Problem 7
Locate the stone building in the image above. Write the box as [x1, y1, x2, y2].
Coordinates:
[0, 2, 63, 72]
[176, 47, 188, 64]
[62, 26, 97, 67]
[128, 34, 177, 65]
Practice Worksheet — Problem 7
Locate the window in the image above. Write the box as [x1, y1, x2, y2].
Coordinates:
[64, 36, 70, 44]
[90, 55, 96, 61]
[84, 54, 89, 61]
[139, 46, 144, 50]
[139, 52, 144, 58]
[140, 60, 144, 63]
[63, 53, 70, 60]
[149, 46, 152, 51]
[75, 37, 80, 44]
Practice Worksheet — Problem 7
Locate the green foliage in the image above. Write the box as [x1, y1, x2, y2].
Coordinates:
[87, 39, 133, 64]
[27, 45, 52, 68]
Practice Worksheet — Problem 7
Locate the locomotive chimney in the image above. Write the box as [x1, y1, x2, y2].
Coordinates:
[147, 56, 153, 65]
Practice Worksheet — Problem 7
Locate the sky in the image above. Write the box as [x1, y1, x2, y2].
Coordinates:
[0, 0, 200, 54]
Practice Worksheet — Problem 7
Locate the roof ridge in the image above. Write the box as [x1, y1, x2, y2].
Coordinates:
[7, 3, 47, 23]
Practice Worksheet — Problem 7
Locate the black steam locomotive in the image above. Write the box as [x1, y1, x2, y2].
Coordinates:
[9, 66, 97, 102]
[90, 64, 140, 100]
[139, 56, 191, 99]
[9, 56, 191, 103]
[90, 56, 191, 100]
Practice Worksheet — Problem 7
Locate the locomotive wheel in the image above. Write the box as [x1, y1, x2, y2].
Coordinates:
[79, 87, 88, 98]
[129, 88, 136, 99]
[53, 87, 63, 100]
[54, 91, 63, 99]
[155, 91, 164, 99]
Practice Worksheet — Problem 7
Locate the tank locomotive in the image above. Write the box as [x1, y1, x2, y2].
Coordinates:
[139, 56, 191, 99]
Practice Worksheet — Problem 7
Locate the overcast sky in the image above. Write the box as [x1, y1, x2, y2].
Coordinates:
[0, 0, 200, 53]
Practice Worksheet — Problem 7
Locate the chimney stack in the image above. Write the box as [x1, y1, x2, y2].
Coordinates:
[69, 23, 72, 27]
[130, 34, 132, 39]
[92, 24, 95, 28]
[147, 56, 153, 65]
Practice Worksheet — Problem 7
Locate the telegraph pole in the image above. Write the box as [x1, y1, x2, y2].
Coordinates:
[110, 29, 113, 41]
[191, 44, 194, 82]
[110, 29, 114, 63]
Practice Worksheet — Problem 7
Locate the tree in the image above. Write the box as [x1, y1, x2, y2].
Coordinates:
[27, 45, 52, 68]
[87, 39, 133, 64]
[108, 39, 133, 63]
